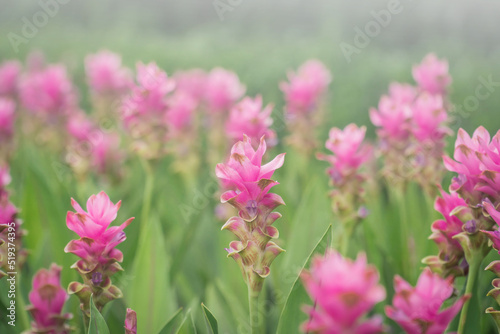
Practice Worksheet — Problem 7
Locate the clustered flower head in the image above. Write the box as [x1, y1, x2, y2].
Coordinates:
[19, 64, 76, 119]
[66, 111, 124, 182]
[281, 59, 332, 155]
[25, 264, 72, 334]
[423, 187, 472, 277]
[370, 54, 451, 192]
[85, 50, 133, 96]
[0, 166, 27, 278]
[65, 191, 134, 316]
[0, 60, 21, 97]
[301, 250, 386, 334]
[412, 53, 452, 96]
[386, 267, 469, 334]
[317, 123, 372, 231]
[204, 67, 245, 114]
[216, 136, 285, 294]
[173, 69, 207, 103]
[121, 62, 175, 159]
[225, 95, 276, 147]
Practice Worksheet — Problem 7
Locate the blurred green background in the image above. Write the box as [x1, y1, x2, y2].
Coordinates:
[2, 1, 500, 333]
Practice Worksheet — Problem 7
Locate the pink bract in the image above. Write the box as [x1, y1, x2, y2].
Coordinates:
[412, 53, 451, 95]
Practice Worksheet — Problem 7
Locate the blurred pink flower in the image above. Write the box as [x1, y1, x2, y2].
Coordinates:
[91, 131, 123, 174]
[225, 96, 276, 146]
[19, 64, 76, 117]
[124, 308, 137, 334]
[66, 111, 95, 142]
[369, 90, 413, 142]
[85, 50, 132, 95]
[216, 135, 285, 221]
[26, 264, 72, 334]
[301, 250, 386, 334]
[0, 98, 15, 141]
[386, 267, 468, 334]
[0, 60, 21, 97]
[165, 91, 198, 134]
[65, 191, 134, 266]
[412, 93, 450, 142]
[173, 69, 207, 103]
[281, 59, 331, 115]
[0, 165, 11, 191]
[443, 126, 500, 206]
[204, 68, 245, 113]
[318, 124, 372, 182]
[412, 53, 451, 95]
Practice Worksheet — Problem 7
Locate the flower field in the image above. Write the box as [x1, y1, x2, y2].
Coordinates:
[2, 2, 500, 334]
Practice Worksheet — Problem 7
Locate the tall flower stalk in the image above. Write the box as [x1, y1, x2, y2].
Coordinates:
[216, 136, 285, 333]
[64, 191, 134, 325]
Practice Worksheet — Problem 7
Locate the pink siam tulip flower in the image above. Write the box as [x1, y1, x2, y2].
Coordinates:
[369, 88, 413, 142]
[65, 192, 134, 316]
[301, 250, 386, 334]
[91, 131, 124, 175]
[173, 69, 207, 103]
[165, 91, 198, 135]
[26, 264, 72, 334]
[121, 62, 174, 159]
[318, 124, 372, 182]
[124, 308, 137, 334]
[216, 135, 285, 221]
[225, 96, 276, 146]
[0, 98, 15, 141]
[443, 126, 500, 206]
[386, 267, 468, 334]
[66, 111, 95, 142]
[412, 53, 452, 95]
[0, 60, 21, 97]
[19, 64, 76, 117]
[423, 187, 472, 277]
[85, 50, 133, 95]
[204, 68, 245, 113]
[411, 93, 450, 142]
[280, 59, 332, 115]
[216, 136, 285, 295]
[65, 191, 133, 266]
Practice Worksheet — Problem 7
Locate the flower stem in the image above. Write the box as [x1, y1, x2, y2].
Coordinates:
[16, 274, 30, 331]
[457, 256, 481, 334]
[139, 159, 154, 238]
[248, 286, 260, 334]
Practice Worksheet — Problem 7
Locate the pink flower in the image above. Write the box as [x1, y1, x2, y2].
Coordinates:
[26, 264, 72, 334]
[386, 267, 468, 334]
[225, 96, 276, 146]
[165, 91, 198, 134]
[411, 93, 449, 142]
[412, 54, 451, 95]
[19, 65, 76, 117]
[280, 59, 331, 115]
[443, 126, 500, 205]
[66, 111, 95, 142]
[124, 308, 137, 334]
[0, 60, 21, 97]
[481, 199, 500, 252]
[216, 136, 285, 220]
[91, 131, 123, 174]
[369, 86, 413, 142]
[85, 50, 132, 95]
[301, 250, 386, 334]
[0, 98, 15, 141]
[204, 68, 245, 113]
[318, 124, 372, 182]
[173, 69, 207, 103]
[65, 192, 134, 266]
[0, 165, 11, 191]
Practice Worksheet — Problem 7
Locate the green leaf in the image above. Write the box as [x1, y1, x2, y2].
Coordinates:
[276, 224, 332, 334]
[158, 308, 184, 334]
[127, 215, 175, 334]
[176, 309, 197, 334]
[201, 303, 218, 334]
[88, 295, 110, 334]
